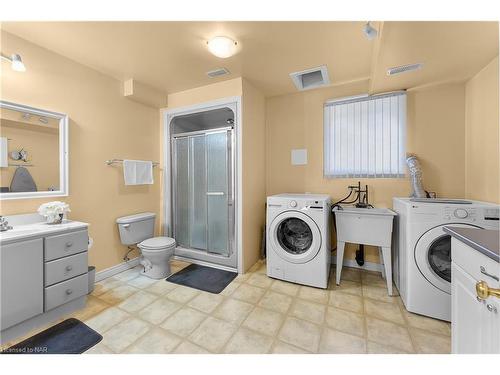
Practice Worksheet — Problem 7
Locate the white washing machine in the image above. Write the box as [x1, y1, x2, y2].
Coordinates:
[393, 197, 499, 321]
[266, 194, 332, 289]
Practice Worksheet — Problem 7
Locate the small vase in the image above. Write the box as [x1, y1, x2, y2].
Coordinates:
[48, 213, 64, 225]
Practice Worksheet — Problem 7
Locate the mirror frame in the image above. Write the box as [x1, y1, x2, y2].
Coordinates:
[0, 100, 69, 200]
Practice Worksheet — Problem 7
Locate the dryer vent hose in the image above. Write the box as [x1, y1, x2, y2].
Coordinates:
[406, 155, 427, 198]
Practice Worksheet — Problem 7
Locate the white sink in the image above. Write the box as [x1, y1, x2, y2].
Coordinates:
[333, 205, 398, 295]
[335, 206, 397, 217]
[333, 205, 396, 247]
[0, 213, 88, 244]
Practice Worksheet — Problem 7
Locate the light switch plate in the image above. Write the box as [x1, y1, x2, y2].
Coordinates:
[291, 149, 307, 165]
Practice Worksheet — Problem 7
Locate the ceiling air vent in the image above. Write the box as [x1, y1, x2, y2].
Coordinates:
[387, 63, 423, 76]
[207, 67, 230, 78]
[290, 65, 330, 91]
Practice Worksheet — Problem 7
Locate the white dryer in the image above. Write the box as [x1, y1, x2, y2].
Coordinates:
[393, 198, 499, 321]
[266, 194, 332, 289]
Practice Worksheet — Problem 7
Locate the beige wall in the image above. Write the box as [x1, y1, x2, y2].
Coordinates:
[266, 80, 466, 264]
[0, 31, 161, 272]
[242, 79, 266, 271]
[0, 119, 59, 191]
[465, 56, 500, 203]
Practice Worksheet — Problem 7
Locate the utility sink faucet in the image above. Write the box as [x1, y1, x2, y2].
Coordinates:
[0, 216, 13, 232]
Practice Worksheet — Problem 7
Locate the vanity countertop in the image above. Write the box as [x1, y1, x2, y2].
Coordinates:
[444, 226, 499, 263]
[0, 218, 88, 245]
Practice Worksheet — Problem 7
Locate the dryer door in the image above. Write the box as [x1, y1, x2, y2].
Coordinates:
[414, 223, 481, 294]
[269, 211, 322, 264]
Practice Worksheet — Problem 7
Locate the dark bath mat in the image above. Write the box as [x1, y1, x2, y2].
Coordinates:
[2, 318, 102, 354]
[167, 263, 237, 294]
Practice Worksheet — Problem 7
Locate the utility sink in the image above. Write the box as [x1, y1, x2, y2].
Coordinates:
[333, 205, 397, 295]
[335, 206, 397, 217]
[334, 205, 396, 245]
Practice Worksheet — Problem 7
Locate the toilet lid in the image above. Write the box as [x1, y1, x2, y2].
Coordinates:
[139, 236, 176, 250]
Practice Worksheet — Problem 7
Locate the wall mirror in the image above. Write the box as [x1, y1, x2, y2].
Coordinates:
[0, 101, 68, 200]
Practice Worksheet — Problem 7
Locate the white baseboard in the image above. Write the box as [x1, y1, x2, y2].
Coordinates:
[331, 256, 383, 273]
[95, 257, 140, 282]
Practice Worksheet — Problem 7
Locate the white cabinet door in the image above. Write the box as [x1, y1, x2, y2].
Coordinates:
[483, 294, 500, 353]
[451, 262, 484, 353]
[1, 238, 44, 330]
[452, 261, 500, 354]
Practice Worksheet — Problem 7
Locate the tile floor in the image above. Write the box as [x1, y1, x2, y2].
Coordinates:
[2, 260, 451, 354]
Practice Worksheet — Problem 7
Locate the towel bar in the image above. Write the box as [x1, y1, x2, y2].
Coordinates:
[105, 159, 159, 167]
[8, 163, 34, 167]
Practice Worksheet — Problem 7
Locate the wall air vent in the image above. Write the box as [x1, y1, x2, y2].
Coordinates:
[207, 67, 230, 78]
[290, 65, 330, 91]
[387, 63, 423, 76]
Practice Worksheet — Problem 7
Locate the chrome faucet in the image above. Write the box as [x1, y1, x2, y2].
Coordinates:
[0, 216, 13, 232]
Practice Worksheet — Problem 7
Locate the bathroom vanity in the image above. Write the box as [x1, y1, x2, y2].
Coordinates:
[0, 213, 89, 344]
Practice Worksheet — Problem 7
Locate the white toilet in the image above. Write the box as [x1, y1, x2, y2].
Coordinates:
[116, 212, 176, 279]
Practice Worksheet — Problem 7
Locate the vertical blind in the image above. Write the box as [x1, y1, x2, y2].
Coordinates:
[323, 91, 406, 178]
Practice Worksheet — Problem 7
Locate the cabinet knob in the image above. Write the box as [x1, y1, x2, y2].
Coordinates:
[66, 265, 73, 272]
[65, 289, 73, 295]
[476, 281, 500, 300]
[65, 242, 73, 248]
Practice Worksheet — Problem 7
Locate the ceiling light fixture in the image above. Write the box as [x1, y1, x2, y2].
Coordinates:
[363, 22, 378, 40]
[207, 36, 238, 58]
[1, 53, 26, 72]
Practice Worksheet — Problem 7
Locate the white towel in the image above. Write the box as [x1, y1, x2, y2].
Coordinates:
[123, 160, 153, 185]
[0, 137, 8, 168]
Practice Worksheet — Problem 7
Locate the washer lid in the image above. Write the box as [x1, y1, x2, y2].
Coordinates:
[139, 236, 176, 249]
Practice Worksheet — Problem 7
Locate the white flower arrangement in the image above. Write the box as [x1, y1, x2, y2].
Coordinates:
[38, 201, 71, 224]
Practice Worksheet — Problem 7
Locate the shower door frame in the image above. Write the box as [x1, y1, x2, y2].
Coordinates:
[163, 97, 242, 273]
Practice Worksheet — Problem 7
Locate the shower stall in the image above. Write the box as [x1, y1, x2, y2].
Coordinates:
[166, 104, 238, 270]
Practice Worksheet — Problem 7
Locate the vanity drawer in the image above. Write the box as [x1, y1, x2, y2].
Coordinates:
[44, 230, 88, 261]
[45, 252, 88, 286]
[451, 238, 499, 287]
[44, 273, 88, 311]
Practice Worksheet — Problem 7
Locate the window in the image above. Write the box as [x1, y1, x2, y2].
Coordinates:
[323, 92, 406, 178]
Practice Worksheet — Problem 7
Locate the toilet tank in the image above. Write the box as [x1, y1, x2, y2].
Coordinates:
[116, 212, 156, 245]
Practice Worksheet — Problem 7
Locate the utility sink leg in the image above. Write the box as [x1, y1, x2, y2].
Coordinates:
[381, 246, 393, 296]
[378, 248, 386, 279]
[336, 241, 346, 285]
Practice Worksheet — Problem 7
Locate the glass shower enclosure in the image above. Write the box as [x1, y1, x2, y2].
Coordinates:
[170, 107, 236, 269]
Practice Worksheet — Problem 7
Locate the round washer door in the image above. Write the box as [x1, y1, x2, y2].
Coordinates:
[414, 223, 481, 294]
[269, 211, 321, 264]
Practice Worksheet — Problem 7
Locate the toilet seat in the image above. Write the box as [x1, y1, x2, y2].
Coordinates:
[138, 236, 176, 251]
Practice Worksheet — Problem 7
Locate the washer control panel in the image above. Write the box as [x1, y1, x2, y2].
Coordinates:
[442, 206, 500, 222]
[288, 199, 326, 210]
[443, 206, 476, 221]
